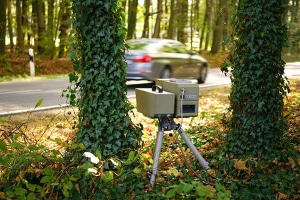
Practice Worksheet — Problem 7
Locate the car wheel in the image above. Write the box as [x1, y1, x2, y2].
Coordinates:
[197, 65, 208, 84]
[161, 67, 172, 79]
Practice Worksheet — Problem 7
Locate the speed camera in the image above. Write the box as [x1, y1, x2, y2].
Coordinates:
[135, 79, 199, 118]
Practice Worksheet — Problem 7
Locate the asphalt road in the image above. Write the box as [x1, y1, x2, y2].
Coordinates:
[1, 63, 300, 115]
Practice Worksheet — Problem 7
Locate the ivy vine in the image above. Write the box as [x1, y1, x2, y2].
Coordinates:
[222, 0, 290, 159]
[69, 0, 142, 160]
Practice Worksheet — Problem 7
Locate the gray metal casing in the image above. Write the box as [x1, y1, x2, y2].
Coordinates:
[156, 79, 199, 117]
[135, 88, 175, 118]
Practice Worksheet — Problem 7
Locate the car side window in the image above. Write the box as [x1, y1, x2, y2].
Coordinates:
[162, 43, 177, 53]
[174, 43, 189, 54]
[162, 42, 188, 54]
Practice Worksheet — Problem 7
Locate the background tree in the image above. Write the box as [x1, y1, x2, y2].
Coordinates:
[141, 0, 151, 38]
[152, 0, 163, 38]
[6, 0, 13, 53]
[222, 0, 290, 159]
[0, 0, 6, 56]
[200, 0, 213, 51]
[58, 0, 71, 58]
[211, 0, 227, 54]
[167, 0, 176, 39]
[16, 0, 24, 52]
[177, 0, 189, 43]
[46, 0, 55, 58]
[127, 0, 138, 39]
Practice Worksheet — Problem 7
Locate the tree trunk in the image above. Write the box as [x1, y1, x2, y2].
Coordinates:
[7, 0, 14, 52]
[70, 0, 142, 161]
[152, 0, 163, 38]
[35, 0, 46, 54]
[200, 0, 213, 51]
[127, 0, 138, 39]
[47, 0, 55, 58]
[211, 0, 227, 54]
[142, 0, 151, 38]
[167, 0, 176, 39]
[21, 0, 28, 45]
[223, 0, 290, 159]
[58, 0, 71, 58]
[0, 0, 6, 55]
[177, 0, 188, 43]
[16, 0, 24, 52]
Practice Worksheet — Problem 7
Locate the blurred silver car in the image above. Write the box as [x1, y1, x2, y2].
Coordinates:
[125, 38, 208, 83]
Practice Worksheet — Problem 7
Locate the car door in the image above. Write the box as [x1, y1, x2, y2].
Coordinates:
[161, 42, 191, 78]
[172, 43, 197, 78]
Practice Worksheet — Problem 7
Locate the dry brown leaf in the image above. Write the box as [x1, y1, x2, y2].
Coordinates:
[277, 192, 288, 200]
[234, 159, 248, 170]
[288, 157, 297, 168]
[205, 184, 217, 194]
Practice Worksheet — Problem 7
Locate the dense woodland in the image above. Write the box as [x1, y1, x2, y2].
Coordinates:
[0, 0, 300, 60]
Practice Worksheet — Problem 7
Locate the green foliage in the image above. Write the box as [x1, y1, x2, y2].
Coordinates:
[221, 0, 290, 159]
[165, 181, 231, 199]
[212, 152, 299, 200]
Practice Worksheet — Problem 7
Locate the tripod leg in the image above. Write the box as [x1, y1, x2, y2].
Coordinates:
[150, 129, 164, 188]
[177, 126, 209, 170]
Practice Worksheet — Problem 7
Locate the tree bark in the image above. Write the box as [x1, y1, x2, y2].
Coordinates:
[127, 0, 138, 39]
[211, 0, 227, 54]
[152, 0, 163, 38]
[7, 0, 14, 52]
[167, 0, 176, 39]
[16, 0, 24, 52]
[33, 0, 46, 54]
[0, 0, 6, 55]
[142, 0, 151, 38]
[58, 0, 71, 58]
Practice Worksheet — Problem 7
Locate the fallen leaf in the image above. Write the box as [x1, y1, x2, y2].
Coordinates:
[288, 157, 296, 168]
[277, 192, 288, 200]
[234, 159, 248, 170]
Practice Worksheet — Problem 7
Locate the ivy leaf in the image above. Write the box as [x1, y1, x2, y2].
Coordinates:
[101, 171, 114, 183]
[0, 140, 7, 153]
[133, 167, 141, 174]
[11, 142, 25, 150]
[26, 183, 36, 192]
[44, 168, 55, 176]
[165, 188, 177, 198]
[14, 187, 27, 196]
[40, 176, 54, 183]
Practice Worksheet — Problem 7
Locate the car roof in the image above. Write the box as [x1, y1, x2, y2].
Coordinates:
[127, 38, 181, 44]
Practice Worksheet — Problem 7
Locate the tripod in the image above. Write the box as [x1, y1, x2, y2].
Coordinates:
[150, 115, 209, 188]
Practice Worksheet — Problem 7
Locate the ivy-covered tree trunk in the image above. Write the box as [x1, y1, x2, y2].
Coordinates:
[223, 0, 289, 159]
[70, 1, 142, 160]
